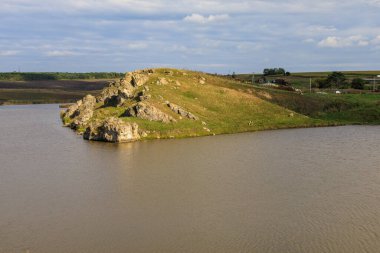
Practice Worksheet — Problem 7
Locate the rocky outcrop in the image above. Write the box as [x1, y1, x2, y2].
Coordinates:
[83, 117, 140, 143]
[96, 82, 119, 102]
[136, 90, 151, 102]
[97, 70, 151, 102]
[62, 94, 96, 129]
[166, 102, 198, 120]
[131, 73, 149, 87]
[61, 68, 205, 143]
[124, 102, 175, 123]
[104, 88, 134, 107]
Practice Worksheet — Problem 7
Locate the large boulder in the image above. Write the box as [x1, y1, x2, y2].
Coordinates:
[136, 90, 151, 102]
[131, 73, 149, 87]
[124, 102, 175, 123]
[104, 88, 134, 107]
[97, 86, 118, 103]
[83, 117, 140, 143]
[166, 102, 198, 120]
[98, 77, 137, 103]
[62, 94, 96, 129]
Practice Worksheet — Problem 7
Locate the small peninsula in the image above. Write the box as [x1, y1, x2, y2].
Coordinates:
[61, 68, 379, 142]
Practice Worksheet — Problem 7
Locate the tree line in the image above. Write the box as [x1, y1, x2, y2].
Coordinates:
[263, 68, 290, 76]
[315, 72, 366, 90]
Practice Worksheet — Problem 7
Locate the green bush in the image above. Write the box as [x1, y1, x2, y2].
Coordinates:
[351, 78, 365, 89]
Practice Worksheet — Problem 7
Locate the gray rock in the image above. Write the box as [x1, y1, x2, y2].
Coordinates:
[156, 77, 168, 85]
[166, 102, 198, 120]
[63, 94, 96, 129]
[96, 83, 119, 103]
[136, 90, 151, 102]
[83, 117, 140, 143]
[104, 88, 134, 107]
[131, 73, 149, 87]
[124, 102, 175, 123]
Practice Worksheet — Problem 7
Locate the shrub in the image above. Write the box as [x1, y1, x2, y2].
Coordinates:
[351, 78, 365, 89]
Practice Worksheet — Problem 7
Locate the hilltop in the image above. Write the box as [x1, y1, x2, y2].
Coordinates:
[61, 68, 380, 142]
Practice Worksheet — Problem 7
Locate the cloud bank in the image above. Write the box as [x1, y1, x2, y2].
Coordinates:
[0, 0, 379, 72]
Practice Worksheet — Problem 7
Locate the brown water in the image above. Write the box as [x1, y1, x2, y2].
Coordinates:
[0, 104, 379, 253]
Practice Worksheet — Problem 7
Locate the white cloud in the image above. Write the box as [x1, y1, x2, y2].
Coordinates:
[318, 37, 342, 47]
[0, 50, 20, 56]
[318, 35, 370, 48]
[45, 50, 77, 57]
[184, 14, 229, 24]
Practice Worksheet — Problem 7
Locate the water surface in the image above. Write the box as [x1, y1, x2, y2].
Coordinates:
[0, 104, 379, 253]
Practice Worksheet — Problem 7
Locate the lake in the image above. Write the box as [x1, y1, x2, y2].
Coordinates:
[0, 104, 379, 253]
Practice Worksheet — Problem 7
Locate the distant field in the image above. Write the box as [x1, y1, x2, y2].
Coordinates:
[0, 80, 109, 90]
[0, 72, 123, 81]
[0, 79, 110, 104]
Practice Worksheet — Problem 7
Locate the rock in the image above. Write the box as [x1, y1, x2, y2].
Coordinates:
[124, 102, 176, 123]
[289, 112, 295, 117]
[131, 73, 149, 87]
[63, 94, 96, 129]
[84, 117, 140, 143]
[166, 102, 198, 120]
[104, 88, 134, 107]
[97, 77, 135, 103]
[203, 127, 211, 132]
[136, 90, 151, 102]
[96, 87, 116, 103]
[199, 77, 206, 84]
[157, 77, 168, 85]
[62, 101, 80, 119]
[175, 81, 181, 86]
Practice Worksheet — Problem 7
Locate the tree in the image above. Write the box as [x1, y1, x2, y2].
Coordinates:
[351, 78, 365, 89]
[231, 72, 236, 79]
[316, 78, 331, 89]
[263, 68, 287, 76]
[326, 72, 347, 88]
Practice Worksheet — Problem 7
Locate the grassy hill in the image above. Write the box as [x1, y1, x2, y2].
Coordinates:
[61, 68, 380, 142]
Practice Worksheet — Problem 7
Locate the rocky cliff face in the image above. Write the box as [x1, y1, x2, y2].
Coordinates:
[61, 68, 199, 143]
[83, 117, 140, 142]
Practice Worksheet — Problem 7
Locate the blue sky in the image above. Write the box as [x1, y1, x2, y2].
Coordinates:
[0, 0, 380, 73]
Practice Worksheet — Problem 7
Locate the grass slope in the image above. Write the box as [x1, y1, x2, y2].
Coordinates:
[70, 68, 337, 140]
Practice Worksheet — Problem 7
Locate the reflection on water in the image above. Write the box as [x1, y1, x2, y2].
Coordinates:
[0, 104, 379, 253]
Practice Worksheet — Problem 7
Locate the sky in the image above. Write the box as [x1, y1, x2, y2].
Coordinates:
[0, 0, 380, 73]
